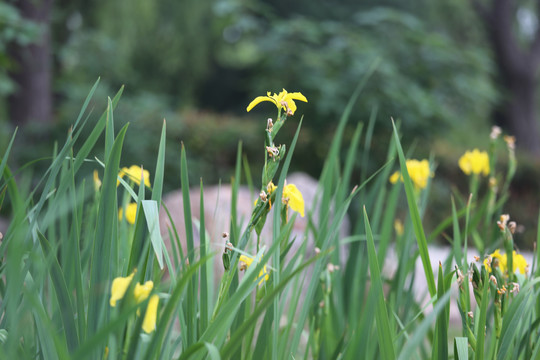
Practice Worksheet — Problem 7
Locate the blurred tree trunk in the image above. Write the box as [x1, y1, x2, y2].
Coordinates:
[8, 0, 53, 126]
[474, 0, 540, 155]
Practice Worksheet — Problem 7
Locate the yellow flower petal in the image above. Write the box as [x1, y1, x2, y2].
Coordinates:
[110, 272, 135, 307]
[239, 255, 253, 267]
[239, 255, 269, 285]
[389, 171, 401, 184]
[119, 203, 138, 225]
[484, 249, 507, 273]
[283, 91, 308, 114]
[283, 184, 305, 217]
[142, 294, 159, 333]
[93, 170, 102, 191]
[118, 165, 151, 186]
[389, 159, 432, 190]
[125, 203, 137, 225]
[246, 89, 307, 115]
[458, 149, 490, 176]
[394, 219, 404, 236]
[134, 281, 154, 304]
[247, 96, 276, 112]
[286, 92, 308, 103]
[512, 251, 528, 274]
[485, 249, 528, 276]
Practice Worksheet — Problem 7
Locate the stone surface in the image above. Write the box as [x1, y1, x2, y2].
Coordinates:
[383, 245, 536, 325]
[158, 172, 345, 283]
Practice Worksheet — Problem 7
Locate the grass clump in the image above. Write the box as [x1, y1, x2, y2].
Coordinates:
[1, 77, 539, 359]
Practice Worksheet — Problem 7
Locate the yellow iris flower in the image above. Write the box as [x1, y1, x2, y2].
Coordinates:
[458, 149, 490, 176]
[265, 182, 305, 217]
[239, 254, 269, 285]
[118, 202, 138, 225]
[484, 249, 528, 275]
[282, 184, 305, 217]
[118, 165, 151, 187]
[109, 273, 159, 333]
[246, 89, 307, 115]
[110, 272, 135, 307]
[389, 159, 432, 190]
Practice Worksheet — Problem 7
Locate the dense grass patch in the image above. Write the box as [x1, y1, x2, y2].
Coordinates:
[1, 79, 539, 359]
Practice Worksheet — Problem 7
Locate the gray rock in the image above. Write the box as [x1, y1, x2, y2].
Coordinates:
[159, 172, 349, 284]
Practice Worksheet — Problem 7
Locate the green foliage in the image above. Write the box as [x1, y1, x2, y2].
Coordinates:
[0, 2, 41, 96]
[226, 5, 496, 137]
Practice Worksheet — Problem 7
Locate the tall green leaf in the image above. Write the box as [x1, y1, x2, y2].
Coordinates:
[364, 208, 396, 360]
[391, 120, 436, 297]
[87, 124, 129, 339]
[37, 231, 79, 352]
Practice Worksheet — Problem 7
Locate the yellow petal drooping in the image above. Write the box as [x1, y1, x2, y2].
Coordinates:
[283, 184, 305, 217]
[142, 294, 159, 333]
[246, 96, 274, 112]
[110, 272, 135, 307]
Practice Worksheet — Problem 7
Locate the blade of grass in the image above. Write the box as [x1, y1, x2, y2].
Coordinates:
[36, 230, 79, 352]
[199, 180, 209, 334]
[475, 273, 490, 360]
[72, 302, 142, 359]
[288, 163, 385, 356]
[270, 116, 303, 360]
[151, 120, 166, 206]
[432, 263, 448, 360]
[71, 174, 87, 341]
[180, 143, 197, 348]
[142, 200, 165, 269]
[201, 223, 293, 348]
[397, 291, 451, 360]
[72, 78, 100, 130]
[221, 255, 320, 358]
[104, 97, 115, 160]
[87, 124, 129, 340]
[229, 142, 244, 359]
[142, 255, 210, 359]
[454, 337, 469, 360]
[391, 119, 436, 297]
[497, 278, 540, 360]
[24, 285, 70, 360]
[364, 207, 396, 360]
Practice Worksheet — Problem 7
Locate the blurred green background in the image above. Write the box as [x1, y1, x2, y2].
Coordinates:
[2, 0, 540, 247]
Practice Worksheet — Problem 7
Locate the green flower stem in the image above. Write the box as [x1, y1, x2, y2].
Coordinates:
[483, 181, 497, 245]
[503, 228, 514, 282]
[469, 174, 479, 201]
